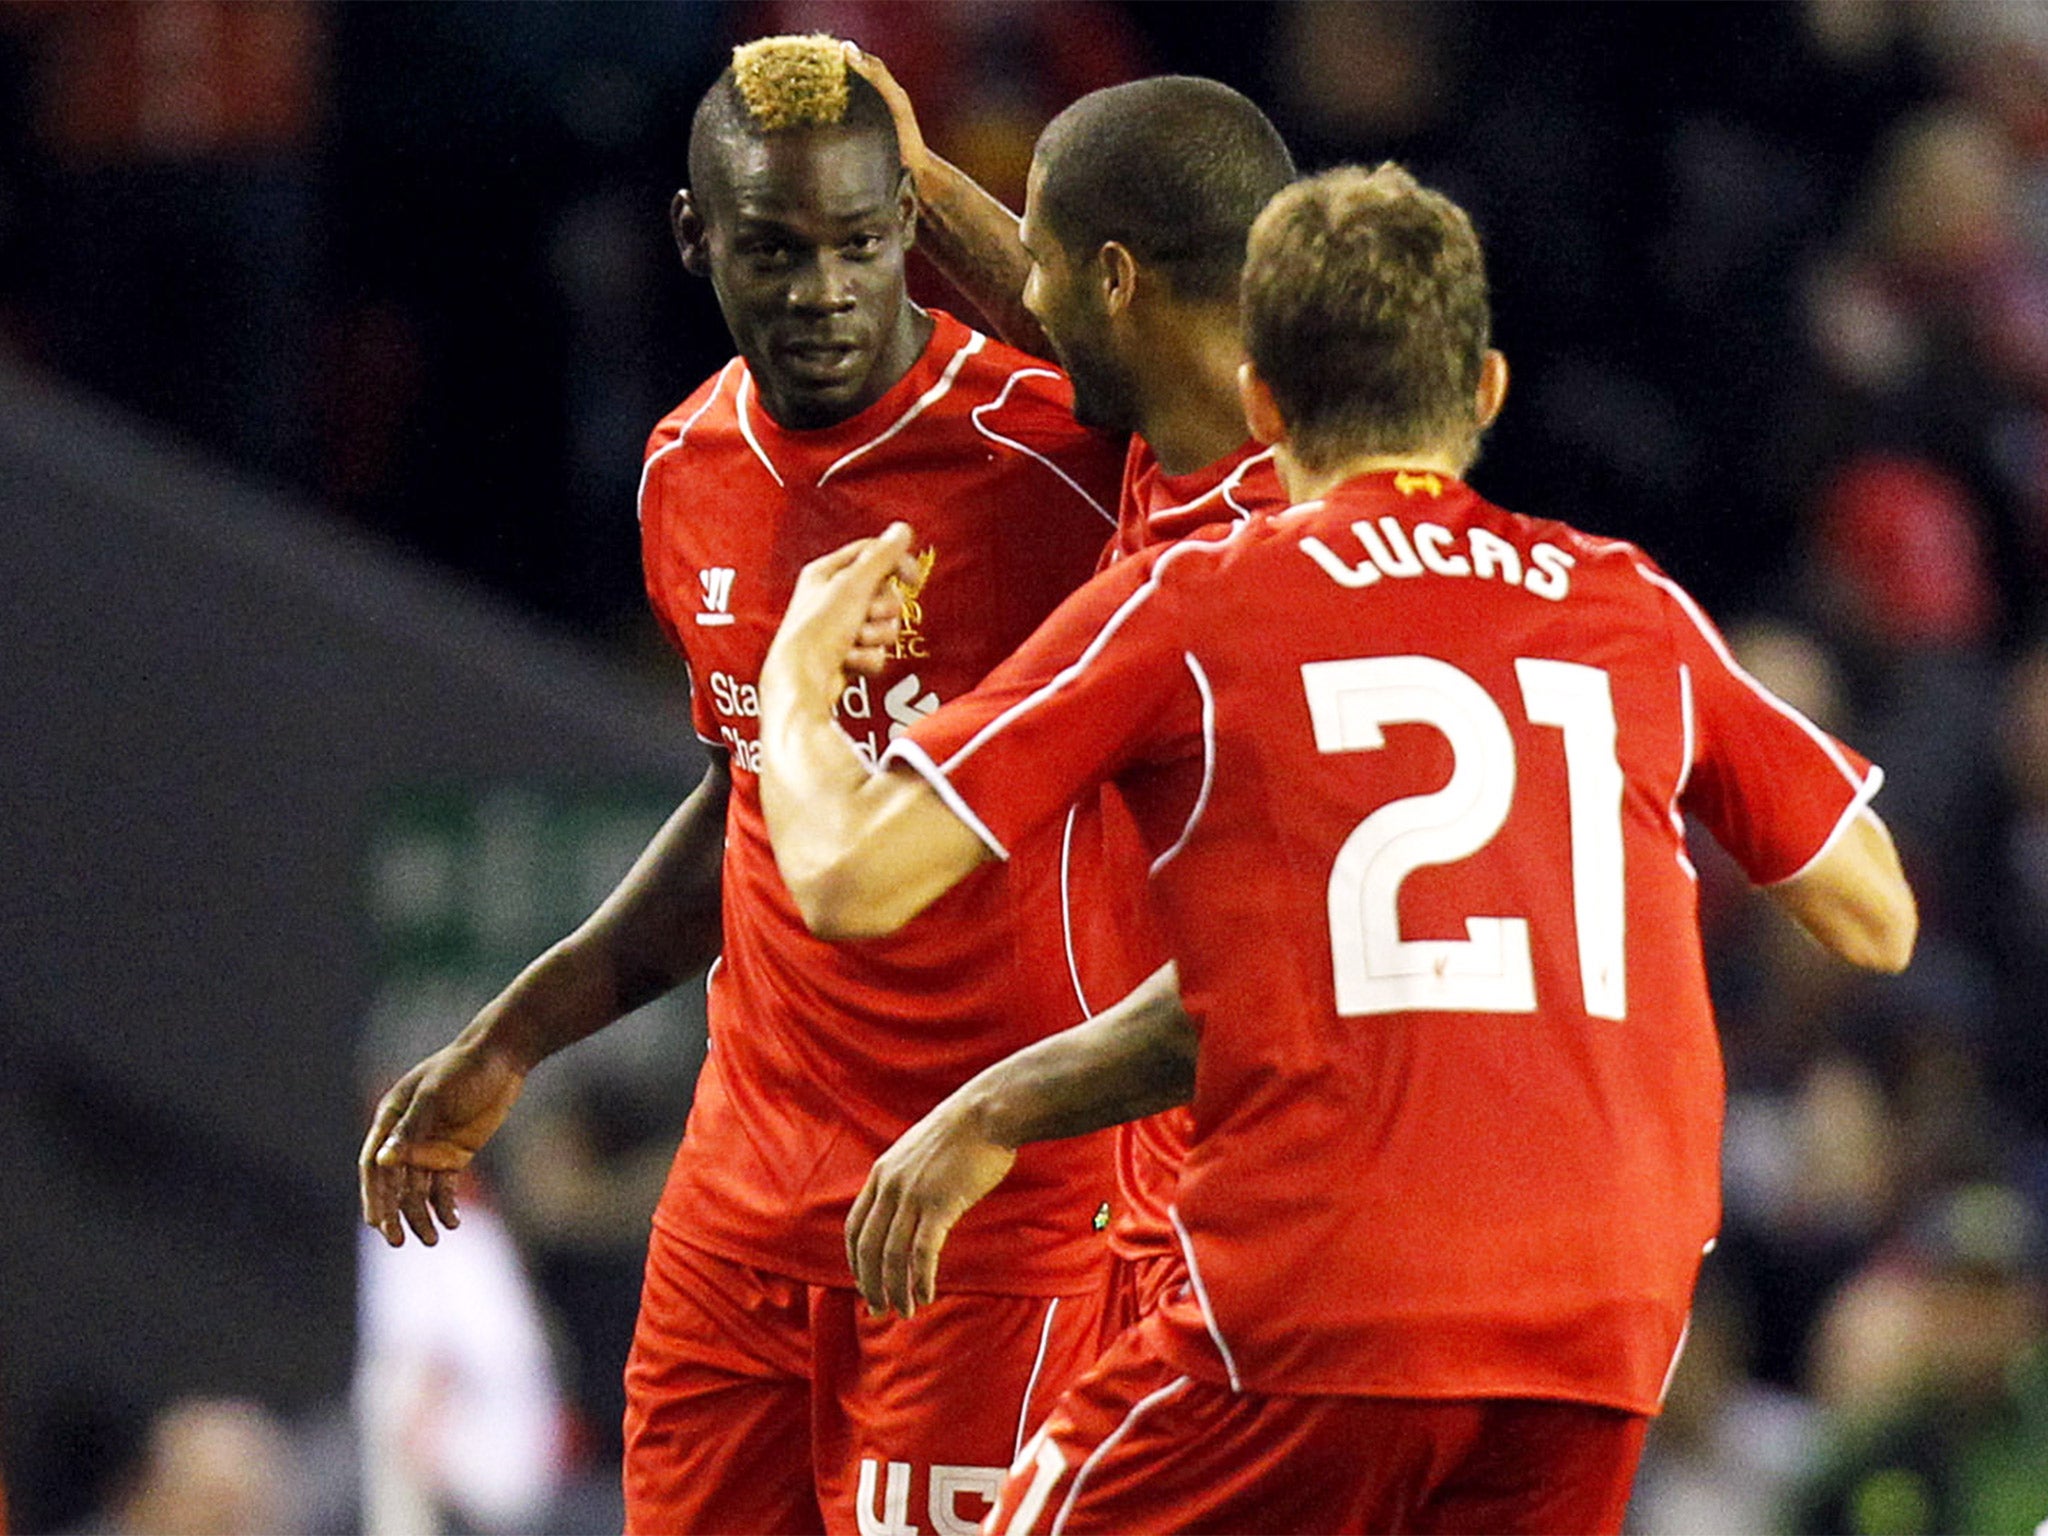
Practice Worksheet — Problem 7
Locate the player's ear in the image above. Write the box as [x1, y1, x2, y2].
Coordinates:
[1098, 241, 1138, 318]
[1238, 361, 1287, 447]
[894, 166, 918, 251]
[673, 189, 711, 278]
[1476, 349, 1509, 429]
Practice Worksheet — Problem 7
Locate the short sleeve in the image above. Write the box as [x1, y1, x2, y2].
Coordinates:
[637, 423, 723, 750]
[1655, 573, 1883, 886]
[881, 546, 1202, 859]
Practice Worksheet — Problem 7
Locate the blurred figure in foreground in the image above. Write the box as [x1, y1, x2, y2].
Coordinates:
[356, 1183, 566, 1536]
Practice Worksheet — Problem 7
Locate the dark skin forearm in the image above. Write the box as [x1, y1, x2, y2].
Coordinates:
[964, 961, 1196, 1146]
[475, 754, 730, 1070]
[846, 45, 1052, 358]
[361, 754, 730, 1247]
[845, 961, 1195, 1316]
[908, 155, 1051, 359]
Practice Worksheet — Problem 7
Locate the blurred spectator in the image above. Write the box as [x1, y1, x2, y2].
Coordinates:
[1793, 1182, 2048, 1535]
[1805, 102, 2048, 634]
[498, 1078, 678, 1471]
[356, 1186, 567, 1536]
[1808, 454, 1998, 652]
[5, 0, 325, 478]
[1991, 643, 2048, 1128]
[79, 1398, 297, 1536]
[1627, 1276, 1819, 1535]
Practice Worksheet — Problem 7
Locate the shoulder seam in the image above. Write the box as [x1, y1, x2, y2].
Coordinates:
[637, 360, 739, 525]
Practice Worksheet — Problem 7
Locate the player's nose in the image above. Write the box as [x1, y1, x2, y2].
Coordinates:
[788, 254, 857, 312]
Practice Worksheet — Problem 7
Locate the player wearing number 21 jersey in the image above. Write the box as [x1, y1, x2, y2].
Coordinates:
[761, 162, 1915, 1533]
[890, 462, 1875, 1407]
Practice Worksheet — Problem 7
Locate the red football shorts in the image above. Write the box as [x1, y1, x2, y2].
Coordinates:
[987, 1318, 1650, 1536]
[623, 1225, 1108, 1535]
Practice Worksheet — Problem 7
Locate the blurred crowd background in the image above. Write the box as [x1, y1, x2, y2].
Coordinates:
[4, 1, 2047, 1532]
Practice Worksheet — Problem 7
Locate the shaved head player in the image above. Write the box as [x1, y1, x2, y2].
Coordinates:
[754, 163, 1917, 1532]
[851, 49, 1302, 1335]
[361, 37, 1129, 1535]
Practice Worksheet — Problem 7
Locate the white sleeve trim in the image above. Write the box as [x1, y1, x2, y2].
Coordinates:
[877, 736, 1011, 861]
[1633, 561, 1868, 791]
[1149, 653, 1215, 874]
[636, 361, 737, 523]
[941, 530, 1238, 776]
[1167, 1203, 1242, 1392]
[1763, 764, 1885, 887]
[1059, 805, 1095, 1020]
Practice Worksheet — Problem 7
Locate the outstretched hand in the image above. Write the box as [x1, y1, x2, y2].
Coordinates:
[358, 1041, 527, 1247]
[846, 1096, 1018, 1319]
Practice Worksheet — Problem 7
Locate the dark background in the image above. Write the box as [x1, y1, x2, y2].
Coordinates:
[4, 4, 2046, 1532]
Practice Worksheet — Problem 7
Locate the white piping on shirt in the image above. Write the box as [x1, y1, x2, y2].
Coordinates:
[734, 371, 786, 487]
[970, 369, 1116, 526]
[818, 329, 986, 487]
[1657, 1312, 1694, 1408]
[928, 527, 1246, 778]
[1631, 558, 1886, 883]
[1670, 662, 1698, 882]
[1167, 1203, 1242, 1392]
[637, 360, 739, 523]
[1149, 653, 1215, 874]
[1150, 445, 1278, 533]
[1631, 560, 1869, 790]
[1059, 806, 1095, 1020]
[880, 736, 1012, 861]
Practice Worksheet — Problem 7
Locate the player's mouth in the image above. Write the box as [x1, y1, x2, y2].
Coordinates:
[778, 339, 866, 385]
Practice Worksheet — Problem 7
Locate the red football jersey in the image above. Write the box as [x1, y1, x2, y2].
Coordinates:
[639, 310, 1125, 1292]
[890, 470, 1882, 1408]
[1070, 438, 1292, 1277]
[1099, 436, 1282, 570]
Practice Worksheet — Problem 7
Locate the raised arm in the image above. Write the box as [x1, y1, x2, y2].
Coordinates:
[847, 962, 1196, 1317]
[846, 45, 1052, 358]
[1765, 807, 1917, 973]
[359, 753, 731, 1246]
[757, 524, 994, 939]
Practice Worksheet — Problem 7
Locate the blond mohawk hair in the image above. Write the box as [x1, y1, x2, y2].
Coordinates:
[730, 35, 853, 130]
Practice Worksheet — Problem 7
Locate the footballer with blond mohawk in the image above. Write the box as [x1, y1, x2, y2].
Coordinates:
[363, 31, 1130, 1536]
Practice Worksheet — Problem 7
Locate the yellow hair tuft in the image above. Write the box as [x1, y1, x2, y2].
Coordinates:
[731, 35, 852, 131]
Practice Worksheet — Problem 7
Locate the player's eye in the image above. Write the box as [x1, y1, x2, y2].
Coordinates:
[841, 232, 885, 259]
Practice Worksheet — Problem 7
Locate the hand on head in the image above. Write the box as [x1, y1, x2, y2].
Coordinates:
[841, 43, 930, 179]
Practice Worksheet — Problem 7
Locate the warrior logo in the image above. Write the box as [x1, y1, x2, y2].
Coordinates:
[696, 567, 737, 625]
